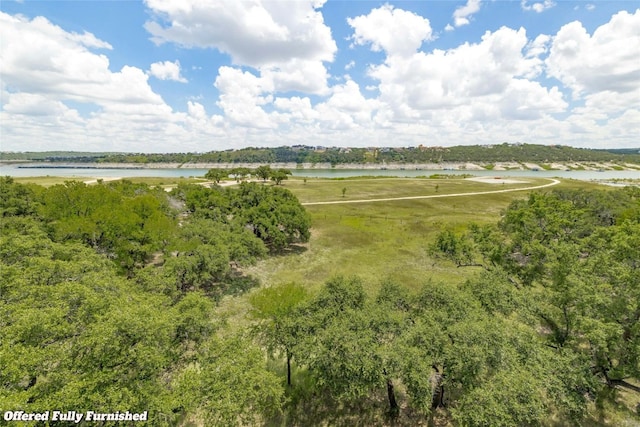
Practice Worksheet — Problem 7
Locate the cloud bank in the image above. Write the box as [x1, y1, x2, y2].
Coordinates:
[1, 4, 638, 152]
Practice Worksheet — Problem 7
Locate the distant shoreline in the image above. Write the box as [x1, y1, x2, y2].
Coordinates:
[6, 160, 640, 172]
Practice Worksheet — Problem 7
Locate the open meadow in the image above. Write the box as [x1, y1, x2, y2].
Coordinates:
[240, 176, 605, 293]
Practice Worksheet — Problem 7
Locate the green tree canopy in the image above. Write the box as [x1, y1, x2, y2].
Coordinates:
[254, 165, 272, 182]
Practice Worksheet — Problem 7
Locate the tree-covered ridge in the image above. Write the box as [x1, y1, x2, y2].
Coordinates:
[0, 151, 127, 161]
[3, 143, 640, 164]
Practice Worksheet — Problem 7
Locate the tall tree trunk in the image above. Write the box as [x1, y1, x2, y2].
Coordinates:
[386, 378, 399, 417]
[431, 377, 444, 409]
[286, 350, 292, 387]
[431, 365, 445, 409]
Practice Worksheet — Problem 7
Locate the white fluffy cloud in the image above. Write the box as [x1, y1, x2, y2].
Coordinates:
[546, 10, 640, 98]
[367, 26, 565, 121]
[214, 66, 280, 129]
[148, 60, 187, 82]
[315, 79, 380, 129]
[144, 0, 336, 66]
[0, 13, 164, 109]
[260, 59, 330, 95]
[1, 4, 638, 152]
[541, 9, 640, 147]
[521, 0, 556, 13]
[347, 4, 433, 57]
[274, 96, 318, 123]
[213, 66, 378, 134]
[144, 0, 336, 97]
[2, 93, 77, 118]
[453, 0, 482, 27]
[0, 12, 228, 152]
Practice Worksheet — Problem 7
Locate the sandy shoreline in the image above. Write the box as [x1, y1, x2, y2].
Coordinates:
[7, 160, 640, 171]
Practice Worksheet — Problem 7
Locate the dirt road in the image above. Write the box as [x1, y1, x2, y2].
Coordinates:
[301, 178, 561, 206]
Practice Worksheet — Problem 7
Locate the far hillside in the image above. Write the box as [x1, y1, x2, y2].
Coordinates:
[2, 143, 640, 165]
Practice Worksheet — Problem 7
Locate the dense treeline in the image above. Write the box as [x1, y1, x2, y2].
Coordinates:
[1, 175, 639, 425]
[251, 277, 598, 425]
[427, 187, 640, 419]
[3, 143, 640, 165]
[0, 152, 126, 161]
[0, 176, 309, 425]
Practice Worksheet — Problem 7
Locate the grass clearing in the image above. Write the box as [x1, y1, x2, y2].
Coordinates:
[286, 176, 539, 204]
[13, 175, 91, 186]
[243, 177, 605, 295]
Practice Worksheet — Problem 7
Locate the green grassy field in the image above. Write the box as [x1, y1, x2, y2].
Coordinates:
[217, 177, 615, 334]
[241, 177, 606, 294]
[13, 175, 93, 186]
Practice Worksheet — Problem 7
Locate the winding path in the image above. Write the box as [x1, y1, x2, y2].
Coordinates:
[301, 178, 561, 206]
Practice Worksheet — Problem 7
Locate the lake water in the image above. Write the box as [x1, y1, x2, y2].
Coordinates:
[2, 164, 639, 182]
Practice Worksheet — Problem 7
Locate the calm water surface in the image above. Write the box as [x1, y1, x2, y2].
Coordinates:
[2, 164, 638, 182]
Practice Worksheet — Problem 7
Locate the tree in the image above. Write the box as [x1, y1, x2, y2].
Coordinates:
[451, 369, 547, 427]
[165, 241, 230, 294]
[174, 182, 310, 253]
[173, 291, 216, 344]
[0, 176, 41, 217]
[233, 183, 310, 252]
[493, 189, 640, 394]
[580, 221, 640, 391]
[172, 335, 284, 426]
[436, 188, 640, 400]
[0, 219, 181, 424]
[270, 168, 291, 185]
[1, 176, 312, 426]
[292, 277, 381, 401]
[38, 181, 177, 273]
[249, 282, 308, 386]
[254, 165, 272, 182]
[371, 281, 413, 416]
[204, 168, 228, 184]
[230, 167, 251, 182]
[174, 183, 230, 221]
[290, 278, 414, 416]
[429, 228, 476, 267]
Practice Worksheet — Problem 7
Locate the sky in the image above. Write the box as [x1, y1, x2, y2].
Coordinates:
[0, 1, 638, 153]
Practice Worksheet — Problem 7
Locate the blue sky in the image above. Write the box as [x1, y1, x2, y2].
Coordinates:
[1, 1, 638, 153]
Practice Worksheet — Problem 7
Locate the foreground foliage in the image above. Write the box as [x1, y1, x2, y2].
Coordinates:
[1, 175, 639, 426]
[0, 177, 305, 425]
